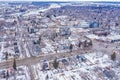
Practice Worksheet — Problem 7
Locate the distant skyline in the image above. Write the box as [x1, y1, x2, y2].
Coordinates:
[0, 0, 120, 2]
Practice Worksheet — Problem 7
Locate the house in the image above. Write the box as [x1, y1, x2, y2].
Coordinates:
[89, 21, 99, 28]
[59, 26, 71, 37]
[14, 47, 19, 53]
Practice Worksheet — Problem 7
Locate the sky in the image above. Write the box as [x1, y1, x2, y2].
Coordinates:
[0, 0, 120, 2]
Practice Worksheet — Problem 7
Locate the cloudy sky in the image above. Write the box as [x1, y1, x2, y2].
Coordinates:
[0, 0, 120, 2]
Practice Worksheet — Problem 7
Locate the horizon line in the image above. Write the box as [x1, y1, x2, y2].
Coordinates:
[0, 0, 120, 2]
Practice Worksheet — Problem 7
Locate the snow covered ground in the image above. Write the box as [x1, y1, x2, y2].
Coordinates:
[87, 34, 120, 43]
[0, 42, 15, 63]
[23, 3, 61, 16]
[0, 66, 31, 80]
[31, 52, 120, 80]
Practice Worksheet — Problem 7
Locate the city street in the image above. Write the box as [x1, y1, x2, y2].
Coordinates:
[0, 40, 119, 69]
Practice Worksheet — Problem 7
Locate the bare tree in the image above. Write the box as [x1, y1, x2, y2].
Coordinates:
[13, 58, 17, 71]
[53, 58, 59, 69]
[111, 52, 116, 61]
[69, 44, 73, 52]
